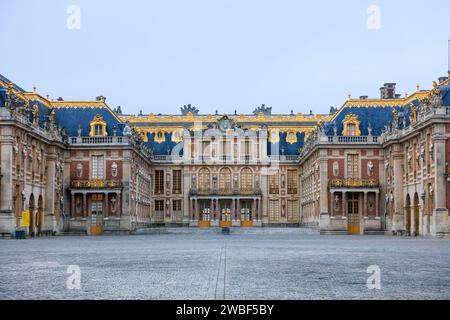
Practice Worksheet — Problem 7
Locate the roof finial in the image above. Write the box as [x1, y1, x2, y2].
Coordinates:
[416, 84, 420, 92]
[348, 93, 352, 99]
[405, 92, 408, 98]
[33, 85, 37, 93]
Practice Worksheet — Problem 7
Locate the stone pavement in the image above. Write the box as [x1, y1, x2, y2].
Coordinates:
[0, 229, 449, 300]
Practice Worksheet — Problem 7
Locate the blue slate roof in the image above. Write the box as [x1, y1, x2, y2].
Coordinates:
[145, 131, 183, 156]
[268, 131, 304, 156]
[53, 106, 123, 136]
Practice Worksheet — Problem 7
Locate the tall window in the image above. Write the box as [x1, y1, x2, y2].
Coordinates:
[172, 200, 182, 211]
[287, 200, 298, 222]
[221, 140, 231, 160]
[172, 170, 182, 194]
[198, 168, 210, 191]
[346, 124, 356, 136]
[154, 200, 164, 222]
[91, 155, 104, 179]
[155, 170, 164, 194]
[347, 154, 359, 179]
[240, 167, 253, 190]
[241, 139, 251, 159]
[269, 175, 279, 194]
[287, 170, 298, 194]
[219, 168, 232, 191]
[269, 200, 280, 221]
[202, 141, 210, 158]
[94, 125, 103, 136]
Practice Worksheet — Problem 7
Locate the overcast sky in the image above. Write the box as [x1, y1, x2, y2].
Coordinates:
[1, 0, 449, 115]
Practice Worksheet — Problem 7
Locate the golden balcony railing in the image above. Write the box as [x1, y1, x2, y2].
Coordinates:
[71, 179, 122, 189]
[329, 178, 379, 188]
[189, 187, 261, 196]
[218, 188, 233, 196]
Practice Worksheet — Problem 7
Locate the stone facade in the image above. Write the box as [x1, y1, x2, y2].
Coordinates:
[0, 73, 449, 237]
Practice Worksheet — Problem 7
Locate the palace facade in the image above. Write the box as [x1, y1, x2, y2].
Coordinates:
[0, 73, 449, 237]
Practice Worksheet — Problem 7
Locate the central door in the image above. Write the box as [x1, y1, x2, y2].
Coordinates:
[219, 200, 232, 227]
[240, 200, 253, 227]
[198, 201, 211, 228]
[347, 193, 360, 235]
[90, 194, 104, 235]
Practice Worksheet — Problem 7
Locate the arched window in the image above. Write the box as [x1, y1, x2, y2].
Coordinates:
[219, 168, 232, 192]
[198, 168, 211, 191]
[240, 167, 253, 191]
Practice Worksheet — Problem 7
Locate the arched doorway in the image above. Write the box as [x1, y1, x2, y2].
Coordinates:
[405, 194, 411, 236]
[29, 194, 35, 236]
[413, 193, 420, 236]
[37, 195, 43, 235]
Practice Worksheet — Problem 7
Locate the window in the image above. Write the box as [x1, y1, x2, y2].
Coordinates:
[172, 199, 182, 211]
[269, 200, 280, 221]
[287, 200, 298, 222]
[240, 168, 253, 191]
[155, 170, 164, 194]
[241, 139, 251, 158]
[198, 168, 210, 191]
[172, 170, 182, 194]
[221, 140, 231, 160]
[287, 170, 297, 194]
[202, 141, 210, 158]
[91, 155, 104, 179]
[346, 124, 356, 136]
[269, 175, 279, 194]
[154, 200, 164, 222]
[155, 200, 164, 211]
[94, 125, 103, 136]
[347, 154, 359, 179]
[219, 168, 232, 192]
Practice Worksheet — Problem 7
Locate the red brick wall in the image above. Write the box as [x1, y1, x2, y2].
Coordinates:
[328, 159, 345, 179]
[70, 161, 89, 179]
[106, 160, 123, 180]
[361, 159, 379, 179]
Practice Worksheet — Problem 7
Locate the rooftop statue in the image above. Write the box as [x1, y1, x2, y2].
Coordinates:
[180, 104, 199, 116]
[252, 104, 272, 115]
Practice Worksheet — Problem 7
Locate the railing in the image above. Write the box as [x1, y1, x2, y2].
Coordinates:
[329, 178, 379, 188]
[69, 136, 127, 145]
[218, 188, 233, 195]
[190, 188, 262, 196]
[71, 179, 122, 189]
[327, 136, 379, 143]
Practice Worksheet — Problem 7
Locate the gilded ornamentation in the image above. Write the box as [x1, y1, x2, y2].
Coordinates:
[32, 104, 39, 125]
[410, 103, 417, 124]
[392, 108, 399, 127]
[89, 114, 107, 137]
[342, 113, 361, 136]
[286, 131, 297, 144]
[268, 129, 280, 143]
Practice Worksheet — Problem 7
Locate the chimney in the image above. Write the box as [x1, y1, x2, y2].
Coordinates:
[359, 95, 368, 100]
[395, 94, 401, 99]
[380, 83, 396, 99]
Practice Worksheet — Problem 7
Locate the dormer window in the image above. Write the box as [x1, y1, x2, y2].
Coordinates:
[346, 123, 356, 136]
[89, 114, 107, 137]
[342, 113, 361, 136]
[94, 124, 103, 136]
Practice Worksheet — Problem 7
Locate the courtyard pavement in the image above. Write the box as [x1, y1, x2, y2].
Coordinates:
[0, 228, 449, 300]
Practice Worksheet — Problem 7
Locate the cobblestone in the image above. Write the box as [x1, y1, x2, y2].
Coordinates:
[0, 229, 449, 299]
